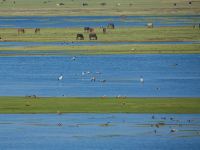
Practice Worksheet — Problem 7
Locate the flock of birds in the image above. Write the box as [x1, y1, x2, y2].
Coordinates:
[57, 56, 145, 84]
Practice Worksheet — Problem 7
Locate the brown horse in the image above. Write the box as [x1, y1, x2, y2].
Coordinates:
[103, 28, 106, 34]
[35, 28, 40, 34]
[89, 28, 94, 33]
[89, 33, 97, 40]
[18, 28, 25, 35]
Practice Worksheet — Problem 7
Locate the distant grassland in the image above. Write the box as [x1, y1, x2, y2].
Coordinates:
[0, 97, 200, 114]
[0, 27, 200, 54]
[0, 0, 200, 16]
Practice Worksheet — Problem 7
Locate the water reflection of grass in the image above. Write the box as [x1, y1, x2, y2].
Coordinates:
[0, 97, 200, 114]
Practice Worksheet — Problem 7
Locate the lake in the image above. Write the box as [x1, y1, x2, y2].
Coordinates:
[0, 114, 200, 150]
[0, 41, 199, 48]
[0, 15, 199, 28]
[0, 54, 200, 97]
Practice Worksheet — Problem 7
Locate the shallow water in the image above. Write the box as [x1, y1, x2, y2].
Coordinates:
[0, 54, 200, 97]
[0, 16, 199, 28]
[0, 41, 199, 48]
[0, 114, 200, 150]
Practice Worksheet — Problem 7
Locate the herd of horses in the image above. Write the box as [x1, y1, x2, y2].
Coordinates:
[17, 23, 115, 41]
[17, 28, 40, 34]
[15, 22, 200, 41]
[76, 23, 115, 40]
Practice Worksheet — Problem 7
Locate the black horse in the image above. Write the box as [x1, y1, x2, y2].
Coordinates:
[89, 33, 97, 40]
[76, 33, 84, 40]
[84, 27, 90, 32]
[83, 3, 88, 6]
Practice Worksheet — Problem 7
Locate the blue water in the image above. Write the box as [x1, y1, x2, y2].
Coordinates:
[0, 54, 200, 97]
[0, 114, 200, 150]
[0, 16, 199, 28]
[0, 41, 199, 48]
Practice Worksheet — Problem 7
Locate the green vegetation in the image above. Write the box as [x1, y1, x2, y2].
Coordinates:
[0, 97, 200, 114]
[0, 0, 200, 16]
[1, 44, 200, 55]
[1, 27, 200, 42]
[0, 27, 199, 55]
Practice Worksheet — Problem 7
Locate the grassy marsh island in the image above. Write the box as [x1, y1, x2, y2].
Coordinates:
[0, 97, 200, 114]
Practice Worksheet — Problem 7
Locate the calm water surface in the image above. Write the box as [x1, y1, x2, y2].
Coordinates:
[0, 114, 200, 150]
[0, 54, 200, 97]
[0, 41, 199, 48]
[0, 16, 199, 28]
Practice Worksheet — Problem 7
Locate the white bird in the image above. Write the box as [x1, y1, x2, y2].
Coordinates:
[86, 71, 91, 74]
[140, 77, 144, 83]
[58, 75, 63, 81]
[72, 56, 76, 61]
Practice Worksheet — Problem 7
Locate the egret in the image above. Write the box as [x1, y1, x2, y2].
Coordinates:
[58, 75, 63, 80]
[140, 76, 144, 83]
[72, 56, 76, 61]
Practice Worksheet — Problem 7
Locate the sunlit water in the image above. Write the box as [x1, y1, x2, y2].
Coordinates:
[0, 114, 200, 150]
[0, 54, 200, 97]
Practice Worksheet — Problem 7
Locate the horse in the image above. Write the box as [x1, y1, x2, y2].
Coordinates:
[103, 28, 106, 34]
[84, 27, 90, 32]
[76, 33, 84, 40]
[107, 23, 115, 29]
[147, 23, 154, 28]
[100, 2, 106, 6]
[89, 28, 94, 33]
[35, 28, 40, 34]
[89, 33, 97, 40]
[18, 28, 25, 35]
[83, 3, 88, 6]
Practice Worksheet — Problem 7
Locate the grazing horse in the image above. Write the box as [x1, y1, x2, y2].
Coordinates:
[76, 33, 84, 40]
[107, 23, 115, 29]
[84, 27, 90, 32]
[103, 28, 106, 34]
[82, 3, 88, 6]
[35, 28, 40, 34]
[18, 28, 25, 35]
[147, 23, 154, 28]
[89, 28, 94, 33]
[89, 33, 97, 40]
[100, 2, 106, 6]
